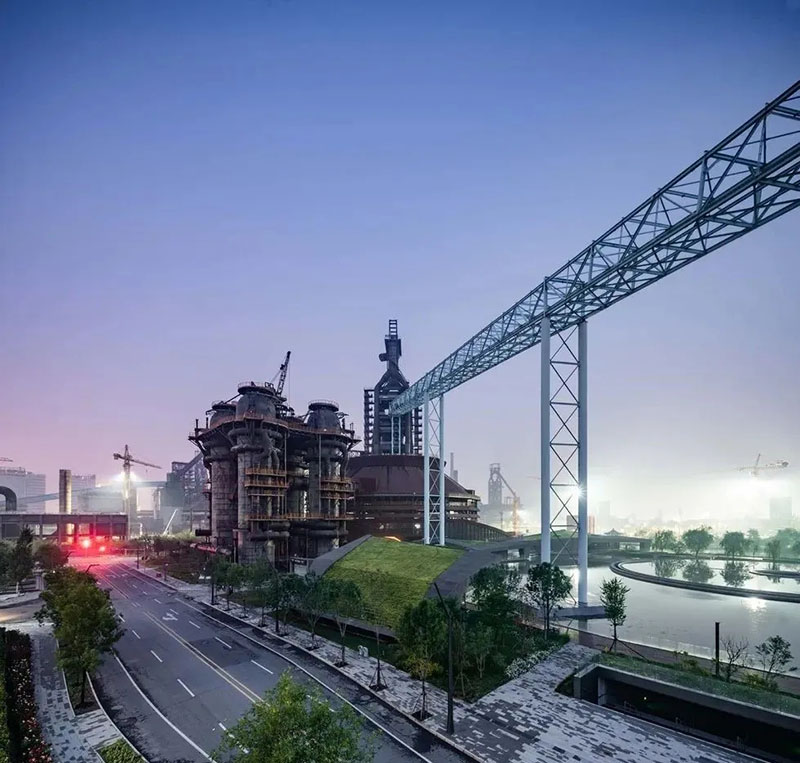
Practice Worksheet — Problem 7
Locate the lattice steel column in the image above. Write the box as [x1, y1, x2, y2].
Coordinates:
[541, 318, 589, 605]
[422, 394, 445, 545]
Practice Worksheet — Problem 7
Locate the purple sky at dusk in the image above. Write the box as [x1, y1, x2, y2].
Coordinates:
[1, 1, 799, 526]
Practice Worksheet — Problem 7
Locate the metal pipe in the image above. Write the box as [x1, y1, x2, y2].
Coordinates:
[423, 395, 430, 545]
[578, 320, 588, 605]
[540, 315, 551, 563]
[438, 395, 446, 546]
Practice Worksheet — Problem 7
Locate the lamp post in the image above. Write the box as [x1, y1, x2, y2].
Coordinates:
[433, 582, 455, 735]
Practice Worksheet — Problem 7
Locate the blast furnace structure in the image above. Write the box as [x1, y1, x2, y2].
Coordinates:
[191, 381, 357, 566]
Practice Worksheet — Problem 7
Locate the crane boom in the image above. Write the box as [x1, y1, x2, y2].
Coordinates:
[277, 350, 291, 395]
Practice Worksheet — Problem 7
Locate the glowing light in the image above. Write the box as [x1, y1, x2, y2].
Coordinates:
[99, 545, 106, 553]
[80, 538, 91, 549]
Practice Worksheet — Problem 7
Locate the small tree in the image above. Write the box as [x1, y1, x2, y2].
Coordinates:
[215, 671, 375, 763]
[754, 635, 793, 688]
[651, 530, 677, 553]
[765, 538, 782, 568]
[524, 562, 571, 638]
[0, 542, 10, 587]
[34, 541, 70, 572]
[469, 565, 520, 652]
[466, 622, 494, 679]
[329, 579, 363, 666]
[299, 574, 335, 649]
[747, 529, 760, 555]
[396, 598, 445, 719]
[720, 636, 749, 682]
[720, 531, 747, 560]
[224, 563, 246, 611]
[599, 578, 629, 651]
[681, 527, 713, 559]
[8, 527, 34, 593]
[247, 559, 273, 626]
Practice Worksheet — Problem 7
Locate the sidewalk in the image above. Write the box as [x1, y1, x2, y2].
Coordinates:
[133, 561, 751, 763]
[32, 630, 120, 763]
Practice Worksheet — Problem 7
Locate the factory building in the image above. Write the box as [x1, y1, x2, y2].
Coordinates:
[347, 321, 480, 541]
[0, 466, 46, 512]
[191, 382, 357, 566]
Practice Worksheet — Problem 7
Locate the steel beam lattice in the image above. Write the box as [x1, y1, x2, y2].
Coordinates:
[422, 395, 446, 545]
[390, 81, 800, 416]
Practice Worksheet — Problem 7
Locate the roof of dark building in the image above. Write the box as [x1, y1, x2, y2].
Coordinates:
[347, 454, 478, 499]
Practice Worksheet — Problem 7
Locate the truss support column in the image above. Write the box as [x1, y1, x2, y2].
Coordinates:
[540, 316, 551, 563]
[423, 395, 430, 545]
[391, 416, 396, 455]
[578, 320, 588, 606]
[438, 395, 446, 546]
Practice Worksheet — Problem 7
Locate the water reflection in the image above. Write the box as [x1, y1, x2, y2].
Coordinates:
[682, 560, 714, 584]
[721, 561, 751, 588]
[653, 557, 684, 579]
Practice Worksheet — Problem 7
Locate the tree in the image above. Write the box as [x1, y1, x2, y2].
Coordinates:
[792, 539, 800, 558]
[246, 559, 273, 625]
[651, 530, 677, 553]
[37, 567, 122, 706]
[720, 531, 747, 560]
[466, 622, 494, 680]
[215, 671, 375, 763]
[747, 529, 760, 555]
[681, 527, 713, 559]
[396, 598, 445, 719]
[298, 574, 335, 649]
[223, 563, 246, 611]
[754, 635, 793, 688]
[7, 527, 34, 593]
[329, 579, 363, 666]
[34, 541, 70, 572]
[524, 562, 571, 637]
[469, 565, 520, 651]
[720, 636, 749, 683]
[0, 542, 10, 587]
[599, 578, 629, 651]
[765, 538, 782, 568]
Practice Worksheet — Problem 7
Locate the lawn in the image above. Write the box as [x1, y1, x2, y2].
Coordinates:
[324, 537, 463, 628]
[597, 652, 800, 716]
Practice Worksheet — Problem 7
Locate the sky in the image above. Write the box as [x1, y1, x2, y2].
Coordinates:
[1, 1, 799, 528]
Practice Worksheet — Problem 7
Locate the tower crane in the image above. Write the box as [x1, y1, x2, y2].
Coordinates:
[499, 473, 522, 537]
[113, 445, 162, 526]
[738, 453, 789, 478]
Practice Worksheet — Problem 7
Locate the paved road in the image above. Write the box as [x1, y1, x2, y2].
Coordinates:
[92, 561, 469, 763]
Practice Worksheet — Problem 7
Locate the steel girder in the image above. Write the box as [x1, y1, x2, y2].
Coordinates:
[390, 81, 800, 416]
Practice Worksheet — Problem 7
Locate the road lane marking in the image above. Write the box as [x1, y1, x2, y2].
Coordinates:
[177, 678, 195, 697]
[119, 614, 125, 622]
[218, 722, 227, 731]
[154, 598, 162, 604]
[250, 660, 273, 675]
[150, 650, 163, 663]
[168, 609, 179, 615]
[189, 620, 201, 629]
[142, 612, 259, 703]
[131, 630, 141, 640]
[215, 637, 232, 649]
[113, 655, 212, 762]
[132, 602, 140, 607]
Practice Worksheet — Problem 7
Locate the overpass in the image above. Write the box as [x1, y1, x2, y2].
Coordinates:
[388, 80, 800, 606]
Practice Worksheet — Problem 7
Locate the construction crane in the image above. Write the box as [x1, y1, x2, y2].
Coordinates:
[738, 453, 789, 478]
[499, 473, 522, 537]
[276, 350, 291, 395]
[113, 445, 162, 525]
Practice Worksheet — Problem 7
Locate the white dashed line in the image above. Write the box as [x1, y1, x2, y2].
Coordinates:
[218, 722, 227, 731]
[250, 660, 273, 675]
[168, 609, 179, 616]
[189, 620, 201, 629]
[154, 598, 162, 604]
[150, 650, 163, 663]
[132, 602, 140, 608]
[177, 678, 195, 697]
[131, 630, 141, 640]
[215, 637, 232, 649]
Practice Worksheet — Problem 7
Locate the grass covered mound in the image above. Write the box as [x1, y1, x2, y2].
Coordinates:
[325, 538, 462, 628]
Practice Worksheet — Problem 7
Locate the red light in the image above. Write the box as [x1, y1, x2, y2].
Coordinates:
[99, 545, 106, 553]
[80, 538, 91, 549]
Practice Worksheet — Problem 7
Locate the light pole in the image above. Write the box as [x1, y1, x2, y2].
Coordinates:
[433, 582, 455, 734]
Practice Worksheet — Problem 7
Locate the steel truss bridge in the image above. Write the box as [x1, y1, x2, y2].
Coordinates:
[389, 80, 800, 605]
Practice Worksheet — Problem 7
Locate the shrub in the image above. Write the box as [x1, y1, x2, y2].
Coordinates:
[98, 739, 144, 762]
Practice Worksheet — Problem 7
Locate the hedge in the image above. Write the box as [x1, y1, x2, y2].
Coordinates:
[98, 739, 145, 762]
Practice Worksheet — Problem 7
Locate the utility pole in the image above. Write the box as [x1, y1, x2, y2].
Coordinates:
[433, 582, 455, 734]
[715, 621, 720, 678]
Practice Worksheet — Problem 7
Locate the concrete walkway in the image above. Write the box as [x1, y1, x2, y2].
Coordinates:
[32, 630, 120, 763]
[132, 561, 752, 763]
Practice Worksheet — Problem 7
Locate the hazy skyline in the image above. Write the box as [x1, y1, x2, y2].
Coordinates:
[2, 1, 799, 523]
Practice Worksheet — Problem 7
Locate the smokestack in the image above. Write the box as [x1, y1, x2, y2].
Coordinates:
[450, 452, 458, 483]
[58, 469, 72, 514]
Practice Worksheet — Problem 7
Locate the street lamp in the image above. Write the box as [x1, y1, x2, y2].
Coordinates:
[433, 582, 455, 735]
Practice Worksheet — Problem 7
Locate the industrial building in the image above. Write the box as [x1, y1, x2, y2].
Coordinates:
[0, 466, 46, 512]
[191, 378, 357, 566]
[347, 321, 481, 541]
[159, 455, 208, 532]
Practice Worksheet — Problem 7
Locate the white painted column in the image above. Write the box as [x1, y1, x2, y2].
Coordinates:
[423, 395, 430, 545]
[578, 320, 589, 605]
[540, 315, 551, 563]
[438, 394, 446, 546]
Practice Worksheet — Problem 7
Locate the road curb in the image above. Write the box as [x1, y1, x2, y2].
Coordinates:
[128, 562, 487, 763]
[86, 671, 150, 763]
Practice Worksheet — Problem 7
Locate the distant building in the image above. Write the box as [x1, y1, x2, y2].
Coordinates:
[0, 467, 46, 512]
[73, 487, 125, 514]
[71, 474, 96, 493]
[769, 496, 792, 528]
